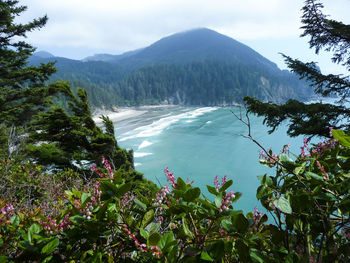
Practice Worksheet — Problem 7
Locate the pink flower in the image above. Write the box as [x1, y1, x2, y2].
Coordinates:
[219, 190, 235, 212]
[214, 175, 220, 191]
[1, 204, 14, 219]
[316, 160, 329, 180]
[253, 206, 264, 224]
[164, 167, 176, 188]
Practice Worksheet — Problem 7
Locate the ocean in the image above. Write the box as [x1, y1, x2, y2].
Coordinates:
[109, 106, 304, 213]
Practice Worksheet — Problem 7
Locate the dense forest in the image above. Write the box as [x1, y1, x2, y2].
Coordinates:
[30, 28, 313, 109]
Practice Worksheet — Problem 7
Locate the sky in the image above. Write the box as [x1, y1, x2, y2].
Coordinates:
[19, 0, 350, 75]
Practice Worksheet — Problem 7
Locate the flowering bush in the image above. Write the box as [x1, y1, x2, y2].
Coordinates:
[0, 130, 349, 262]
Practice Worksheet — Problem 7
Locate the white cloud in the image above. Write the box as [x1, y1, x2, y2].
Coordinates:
[19, 1, 302, 52]
[17, 0, 350, 72]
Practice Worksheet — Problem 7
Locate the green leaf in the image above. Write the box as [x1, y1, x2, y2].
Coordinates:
[148, 232, 161, 246]
[201, 252, 214, 261]
[100, 181, 119, 198]
[159, 232, 175, 250]
[273, 196, 292, 214]
[41, 238, 59, 255]
[42, 256, 53, 263]
[81, 193, 91, 204]
[231, 192, 242, 203]
[28, 224, 41, 242]
[232, 213, 248, 232]
[306, 172, 324, 181]
[260, 175, 273, 187]
[107, 203, 117, 212]
[183, 187, 201, 202]
[140, 228, 149, 239]
[117, 183, 131, 197]
[208, 240, 225, 260]
[294, 163, 306, 175]
[220, 180, 233, 192]
[179, 221, 193, 239]
[280, 153, 293, 164]
[236, 240, 249, 262]
[221, 219, 233, 232]
[214, 193, 223, 208]
[29, 223, 41, 234]
[141, 209, 154, 228]
[65, 190, 73, 198]
[10, 215, 20, 227]
[332, 129, 350, 148]
[177, 177, 187, 191]
[250, 249, 264, 263]
[207, 185, 218, 195]
[134, 198, 147, 211]
[316, 192, 337, 201]
[70, 214, 84, 224]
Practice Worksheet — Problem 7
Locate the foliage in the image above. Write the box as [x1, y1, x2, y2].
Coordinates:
[29, 44, 311, 108]
[1, 130, 350, 262]
[0, 0, 135, 169]
[245, 0, 350, 138]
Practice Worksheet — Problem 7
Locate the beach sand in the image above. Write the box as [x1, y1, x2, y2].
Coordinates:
[92, 105, 177, 124]
[93, 108, 147, 123]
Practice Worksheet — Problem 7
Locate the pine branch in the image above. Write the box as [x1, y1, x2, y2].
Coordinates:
[282, 54, 350, 101]
[301, 0, 350, 69]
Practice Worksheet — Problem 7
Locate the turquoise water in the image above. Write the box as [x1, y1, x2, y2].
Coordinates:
[115, 106, 303, 213]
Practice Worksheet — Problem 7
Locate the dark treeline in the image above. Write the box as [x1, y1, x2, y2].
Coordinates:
[36, 59, 312, 108]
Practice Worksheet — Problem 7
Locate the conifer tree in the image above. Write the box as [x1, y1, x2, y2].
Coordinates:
[244, 0, 350, 138]
[0, 1, 135, 171]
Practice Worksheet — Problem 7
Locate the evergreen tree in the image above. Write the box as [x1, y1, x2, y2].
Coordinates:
[0, 1, 58, 125]
[244, 0, 350, 138]
[0, 1, 135, 171]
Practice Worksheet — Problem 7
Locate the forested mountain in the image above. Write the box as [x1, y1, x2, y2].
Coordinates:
[30, 28, 313, 108]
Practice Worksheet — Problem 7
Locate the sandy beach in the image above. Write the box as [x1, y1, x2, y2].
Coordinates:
[93, 108, 147, 123]
[92, 105, 177, 124]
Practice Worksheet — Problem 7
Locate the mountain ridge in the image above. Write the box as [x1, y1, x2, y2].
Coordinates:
[30, 28, 312, 108]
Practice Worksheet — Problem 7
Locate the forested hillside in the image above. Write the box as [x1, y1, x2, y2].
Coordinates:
[30, 28, 313, 108]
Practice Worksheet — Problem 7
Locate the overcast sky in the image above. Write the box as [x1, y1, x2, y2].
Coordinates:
[19, 0, 350, 74]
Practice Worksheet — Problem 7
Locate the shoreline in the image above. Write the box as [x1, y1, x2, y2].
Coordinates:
[92, 104, 244, 124]
[92, 105, 178, 123]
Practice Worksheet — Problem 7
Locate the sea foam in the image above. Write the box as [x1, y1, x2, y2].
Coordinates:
[119, 107, 218, 142]
[134, 152, 153, 158]
[138, 140, 153, 149]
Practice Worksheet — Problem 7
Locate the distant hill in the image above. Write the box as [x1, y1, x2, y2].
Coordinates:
[112, 28, 279, 72]
[33, 50, 55, 58]
[29, 28, 313, 108]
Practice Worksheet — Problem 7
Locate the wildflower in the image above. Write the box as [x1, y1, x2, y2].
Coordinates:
[102, 156, 114, 179]
[1, 203, 14, 219]
[164, 167, 176, 188]
[186, 178, 194, 185]
[281, 144, 290, 154]
[259, 148, 278, 167]
[214, 175, 229, 192]
[42, 215, 70, 233]
[316, 160, 329, 180]
[123, 224, 148, 252]
[253, 206, 264, 224]
[150, 246, 162, 258]
[220, 190, 235, 212]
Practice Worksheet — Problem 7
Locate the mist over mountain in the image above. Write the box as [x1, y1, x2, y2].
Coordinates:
[30, 28, 312, 108]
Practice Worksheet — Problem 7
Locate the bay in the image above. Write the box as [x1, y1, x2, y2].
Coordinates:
[112, 106, 304, 213]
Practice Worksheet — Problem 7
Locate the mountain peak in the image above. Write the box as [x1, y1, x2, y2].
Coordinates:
[33, 51, 55, 58]
[115, 28, 278, 71]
